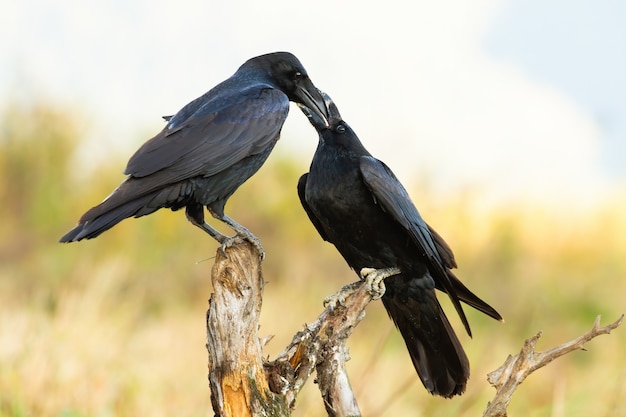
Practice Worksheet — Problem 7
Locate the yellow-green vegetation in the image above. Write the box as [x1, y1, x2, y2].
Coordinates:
[1, 103, 624, 417]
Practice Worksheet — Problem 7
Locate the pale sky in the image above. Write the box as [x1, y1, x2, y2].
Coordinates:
[2, 0, 624, 206]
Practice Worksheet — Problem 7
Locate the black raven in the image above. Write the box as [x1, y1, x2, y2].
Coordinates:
[60, 52, 328, 257]
[297, 94, 502, 398]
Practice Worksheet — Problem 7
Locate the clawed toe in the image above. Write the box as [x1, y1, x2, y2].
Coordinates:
[366, 278, 386, 300]
[242, 233, 265, 261]
[323, 281, 362, 311]
[359, 267, 377, 280]
[219, 234, 243, 253]
[219, 233, 265, 261]
[359, 267, 401, 300]
[323, 293, 346, 311]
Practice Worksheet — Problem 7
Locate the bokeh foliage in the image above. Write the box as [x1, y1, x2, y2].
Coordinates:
[0, 102, 624, 417]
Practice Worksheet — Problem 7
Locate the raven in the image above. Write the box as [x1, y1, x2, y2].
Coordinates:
[298, 94, 502, 398]
[60, 52, 328, 257]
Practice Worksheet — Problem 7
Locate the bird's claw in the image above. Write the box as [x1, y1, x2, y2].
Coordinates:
[359, 267, 401, 300]
[243, 232, 266, 261]
[219, 235, 242, 257]
[323, 281, 362, 311]
[219, 233, 266, 261]
[324, 267, 402, 309]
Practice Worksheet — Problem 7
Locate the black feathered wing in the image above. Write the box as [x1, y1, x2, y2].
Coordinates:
[107, 87, 288, 208]
[359, 155, 473, 336]
[126, 86, 289, 181]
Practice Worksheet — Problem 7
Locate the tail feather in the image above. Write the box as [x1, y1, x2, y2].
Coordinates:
[59, 193, 158, 242]
[443, 270, 503, 322]
[59, 178, 191, 242]
[382, 274, 469, 398]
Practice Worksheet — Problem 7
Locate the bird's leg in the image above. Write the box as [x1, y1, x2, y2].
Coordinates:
[185, 205, 229, 243]
[210, 210, 265, 261]
[359, 267, 401, 300]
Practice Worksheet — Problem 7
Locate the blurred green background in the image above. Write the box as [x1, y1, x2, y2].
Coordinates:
[0, 102, 624, 417]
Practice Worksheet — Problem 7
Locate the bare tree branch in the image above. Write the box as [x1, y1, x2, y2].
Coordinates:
[206, 240, 289, 416]
[266, 281, 376, 416]
[483, 314, 624, 417]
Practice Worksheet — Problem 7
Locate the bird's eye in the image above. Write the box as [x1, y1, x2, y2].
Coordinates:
[294, 71, 303, 80]
[336, 124, 346, 133]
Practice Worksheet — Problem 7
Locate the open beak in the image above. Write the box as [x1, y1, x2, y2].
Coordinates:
[297, 86, 347, 132]
[296, 80, 330, 128]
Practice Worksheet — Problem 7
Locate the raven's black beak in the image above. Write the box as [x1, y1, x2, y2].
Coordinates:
[298, 90, 341, 130]
[320, 91, 341, 123]
[296, 80, 330, 128]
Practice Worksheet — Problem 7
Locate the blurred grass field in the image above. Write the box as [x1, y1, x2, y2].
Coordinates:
[1, 103, 625, 417]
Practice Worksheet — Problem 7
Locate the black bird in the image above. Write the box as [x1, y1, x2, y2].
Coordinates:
[297, 94, 502, 398]
[60, 52, 328, 257]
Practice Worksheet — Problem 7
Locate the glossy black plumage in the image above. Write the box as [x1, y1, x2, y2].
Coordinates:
[60, 52, 328, 248]
[297, 95, 502, 398]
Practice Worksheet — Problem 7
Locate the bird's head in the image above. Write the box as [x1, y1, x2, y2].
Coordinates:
[299, 90, 370, 154]
[249, 52, 330, 127]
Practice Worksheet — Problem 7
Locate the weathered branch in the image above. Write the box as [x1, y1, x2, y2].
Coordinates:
[266, 283, 374, 417]
[483, 314, 624, 417]
[206, 240, 289, 416]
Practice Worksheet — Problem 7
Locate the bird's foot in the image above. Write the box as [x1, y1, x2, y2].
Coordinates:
[239, 231, 265, 261]
[219, 232, 265, 261]
[214, 213, 265, 261]
[323, 281, 363, 311]
[359, 267, 401, 300]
